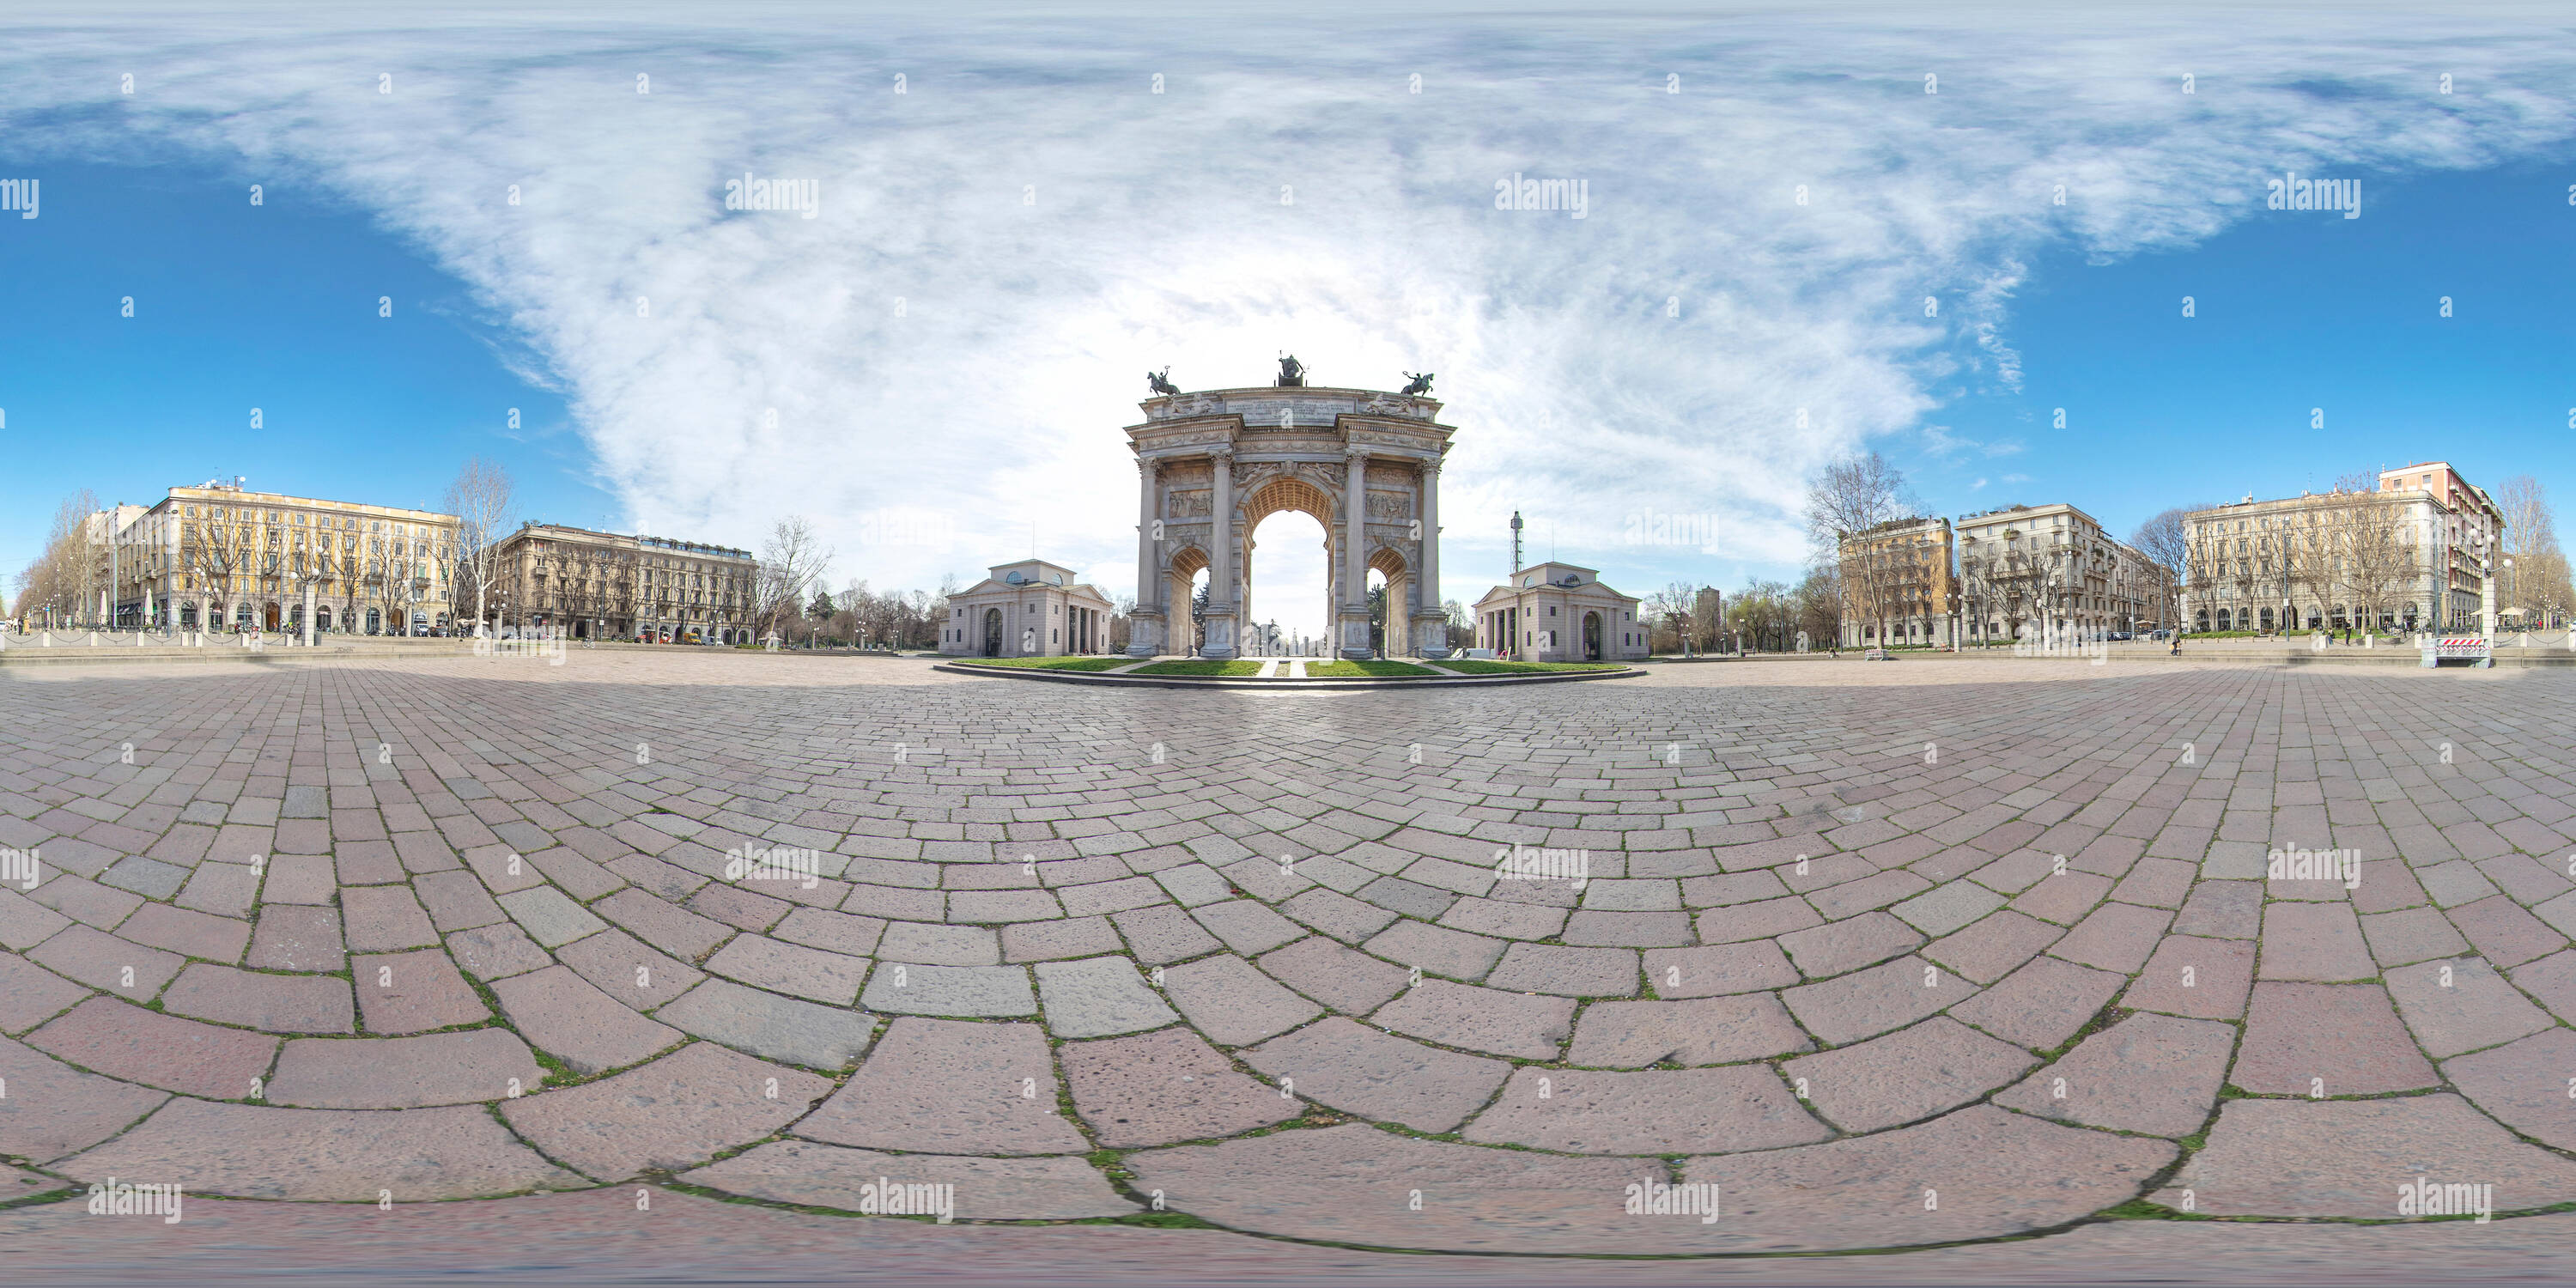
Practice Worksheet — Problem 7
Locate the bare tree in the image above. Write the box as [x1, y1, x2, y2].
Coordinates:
[752, 516, 833, 637]
[442, 458, 515, 635]
[11, 490, 103, 629]
[1805, 452, 1921, 647]
[1804, 453, 1915, 558]
[1644, 582, 1700, 653]
[2130, 506, 2202, 633]
[2488, 476, 2571, 628]
[2323, 496, 2415, 634]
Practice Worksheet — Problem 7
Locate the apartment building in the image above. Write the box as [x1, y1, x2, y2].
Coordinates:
[1837, 516, 1956, 648]
[2183, 465, 2497, 634]
[106, 479, 461, 634]
[491, 522, 757, 643]
[1955, 502, 2165, 643]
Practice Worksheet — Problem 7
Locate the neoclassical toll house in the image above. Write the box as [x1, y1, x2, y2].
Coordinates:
[938, 559, 1117, 659]
[1125, 382, 1451, 660]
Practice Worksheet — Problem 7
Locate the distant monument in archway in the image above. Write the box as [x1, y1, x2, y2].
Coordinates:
[1126, 367, 1450, 660]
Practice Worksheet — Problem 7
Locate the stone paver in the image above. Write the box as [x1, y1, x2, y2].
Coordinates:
[2382, 955, 2553, 1058]
[1243, 1017, 1508, 1132]
[2232, 981, 2438, 1097]
[655, 977, 878, 1070]
[267, 1030, 544, 1108]
[1256, 936, 1409, 1014]
[503, 1041, 829, 1181]
[2156, 1095, 2576, 1217]
[705, 935, 869, 1005]
[353, 949, 489, 1034]
[1781, 955, 1974, 1045]
[681, 1139, 1137, 1218]
[28, 997, 278, 1099]
[58, 1099, 582, 1200]
[1059, 1027, 1297, 1146]
[162, 962, 355, 1034]
[1160, 953, 1321, 1046]
[2444, 1027, 2576, 1151]
[489, 965, 683, 1075]
[1993, 1012, 2233, 1137]
[15, 650, 2576, 1254]
[1033, 955, 1178, 1037]
[859, 962, 1036, 1017]
[1465, 1065, 1828, 1154]
[0, 1035, 171, 1162]
[0, 953, 89, 1036]
[1564, 994, 1814, 1066]
[1784, 1017, 2034, 1133]
[1373, 979, 1574, 1059]
[2256, 902, 2377, 981]
[796, 1018, 1086, 1154]
[247, 905, 347, 972]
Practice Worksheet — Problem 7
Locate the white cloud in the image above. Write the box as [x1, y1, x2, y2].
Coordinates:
[8, 3, 2576, 611]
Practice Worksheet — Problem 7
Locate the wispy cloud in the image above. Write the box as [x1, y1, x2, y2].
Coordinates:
[6, 3, 2573, 605]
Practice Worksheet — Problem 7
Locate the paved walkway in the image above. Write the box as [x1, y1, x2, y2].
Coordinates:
[3, 652, 2574, 1275]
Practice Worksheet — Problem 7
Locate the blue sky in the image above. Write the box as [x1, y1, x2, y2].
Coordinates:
[5, 3, 2574, 639]
[1903, 161, 2575, 549]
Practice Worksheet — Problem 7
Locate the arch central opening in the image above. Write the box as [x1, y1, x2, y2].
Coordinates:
[1243, 478, 1334, 657]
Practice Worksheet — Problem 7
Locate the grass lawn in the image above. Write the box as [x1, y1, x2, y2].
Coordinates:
[1430, 659, 1627, 674]
[1133, 659, 1267, 677]
[1301, 659, 1443, 678]
[954, 656, 1136, 671]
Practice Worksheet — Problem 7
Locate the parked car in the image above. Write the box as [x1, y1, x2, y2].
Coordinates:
[2108, 632, 2131, 641]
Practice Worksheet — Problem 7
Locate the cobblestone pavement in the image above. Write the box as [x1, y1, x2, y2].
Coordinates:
[4, 651, 2575, 1277]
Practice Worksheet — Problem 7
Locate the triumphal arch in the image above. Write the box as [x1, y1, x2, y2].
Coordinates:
[1126, 363, 1450, 660]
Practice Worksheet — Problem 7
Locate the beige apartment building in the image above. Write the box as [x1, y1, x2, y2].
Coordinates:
[491, 522, 757, 643]
[2184, 462, 2501, 635]
[1838, 516, 1956, 648]
[104, 479, 460, 634]
[1955, 502, 2166, 643]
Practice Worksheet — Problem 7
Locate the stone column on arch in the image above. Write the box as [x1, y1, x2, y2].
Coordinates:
[1201, 446, 1238, 659]
[1340, 446, 1372, 658]
[1128, 457, 1162, 657]
[1418, 459, 1444, 651]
